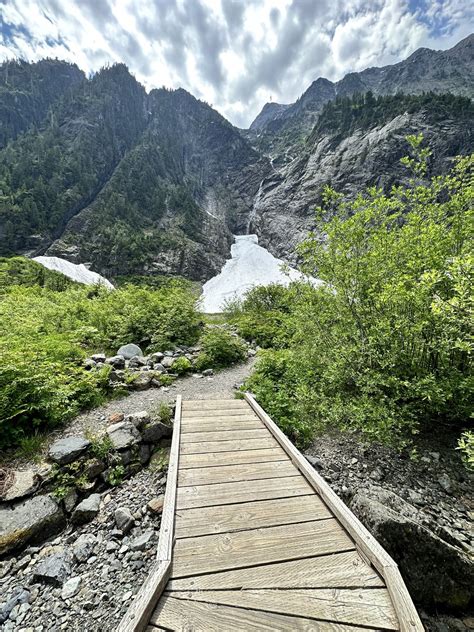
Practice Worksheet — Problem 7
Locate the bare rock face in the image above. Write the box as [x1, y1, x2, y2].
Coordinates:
[0, 495, 65, 556]
[350, 485, 474, 609]
[48, 436, 90, 466]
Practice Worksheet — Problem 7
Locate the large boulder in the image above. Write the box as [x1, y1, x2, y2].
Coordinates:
[0, 495, 65, 556]
[48, 436, 90, 465]
[350, 485, 474, 609]
[141, 421, 172, 443]
[105, 355, 125, 369]
[117, 344, 143, 360]
[31, 549, 72, 586]
[0, 469, 40, 502]
[161, 356, 175, 369]
[107, 421, 141, 450]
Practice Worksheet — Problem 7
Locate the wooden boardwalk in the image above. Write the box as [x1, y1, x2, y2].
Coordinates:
[119, 395, 423, 632]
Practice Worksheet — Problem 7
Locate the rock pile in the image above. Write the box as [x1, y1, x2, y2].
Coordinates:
[0, 410, 172, 557]
[0, 469, 166, 631]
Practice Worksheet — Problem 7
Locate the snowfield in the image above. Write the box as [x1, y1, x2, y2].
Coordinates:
[201, 234, 320, 313]
[33, 256, 114, 289]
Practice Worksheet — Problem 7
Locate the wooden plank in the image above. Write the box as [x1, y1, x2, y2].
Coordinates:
[174, 494, 330, 538]
[183, 408, 254, 418]
[183, 399, 248, 408]
[150, 595, 373, 631]
[168, 550, 385, 591]
[171, 519, 354, 577]
[176, 474, 310, 510]
[181, 418, 262, 432]
[118, 560, 170, 632]
[245, 393, 423, 632]
[178, 459, 298, 486]
[180, 436, 278, 454]
[179, 447, 288, 469]
[181, 428, 269, 443]
[118, 396, 182, 632]
[166, 588, 399, 630]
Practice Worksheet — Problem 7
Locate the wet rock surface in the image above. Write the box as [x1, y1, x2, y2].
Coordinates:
[306, 428, 474, 630]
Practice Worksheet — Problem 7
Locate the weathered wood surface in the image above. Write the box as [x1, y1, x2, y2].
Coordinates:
[123, 397, 422, 631]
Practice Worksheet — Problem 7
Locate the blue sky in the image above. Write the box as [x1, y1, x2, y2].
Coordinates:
[1, 0, 472, 127]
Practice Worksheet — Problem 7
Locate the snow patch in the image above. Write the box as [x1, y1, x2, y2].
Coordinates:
[33, 256, 114, 289]
[201, 234, 320, 313]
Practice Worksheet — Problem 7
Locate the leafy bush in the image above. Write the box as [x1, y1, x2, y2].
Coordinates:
[0, 271, 201, 449]
[457, 431, 474, 470]
[172, 357, 192, 375]
[199, 326, 247, 368]
[158, 402, 172, 424]
[245, 138, 473, 445]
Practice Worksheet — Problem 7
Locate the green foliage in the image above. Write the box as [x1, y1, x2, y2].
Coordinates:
[0, 265, 201, 449]
[245, 140, 473, 445]
[106, 464, 126, 486]
[171, 357, 192, 375]
[313, 91, 474, 138]
[199, 326, 247, 368]
[158, 402, 172, 424]
[0, 257, 76, 291]
[457, 431, 474, 470]
[193, 352, 213, 371]
[156, 374, 175, 387]
[86, 433, 113, 460]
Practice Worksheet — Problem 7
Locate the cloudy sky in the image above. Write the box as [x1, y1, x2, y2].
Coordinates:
[1, 0, 472, 127]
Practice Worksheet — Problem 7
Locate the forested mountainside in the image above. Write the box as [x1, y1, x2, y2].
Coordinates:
[0, 34, 472, 280]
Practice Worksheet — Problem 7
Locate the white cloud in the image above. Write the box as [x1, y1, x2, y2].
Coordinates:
[1, 0, 472, 127]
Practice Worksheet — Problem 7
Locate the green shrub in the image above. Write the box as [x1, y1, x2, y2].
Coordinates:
[199, 326, 247, 368]
[457, 431, 474, 470]
[244, 139, 473, 446]
[193, 352, 212, 371]
[0, 269, 202, 450]
[158, 402, 172, 423]
[172, 357, 192, 375]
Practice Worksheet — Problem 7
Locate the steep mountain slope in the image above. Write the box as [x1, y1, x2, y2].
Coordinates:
[249, 34, 474, 160]
[47, 88, 269, 279]
[251, 93, 474, 262]
[0, 59, 85, 148]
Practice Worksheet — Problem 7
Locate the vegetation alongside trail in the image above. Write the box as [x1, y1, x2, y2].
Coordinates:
[229, 137, 473, 459]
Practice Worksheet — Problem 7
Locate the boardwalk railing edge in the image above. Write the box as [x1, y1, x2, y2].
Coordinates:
[117, 394, 182, 632]
[244, 392, 424, 632]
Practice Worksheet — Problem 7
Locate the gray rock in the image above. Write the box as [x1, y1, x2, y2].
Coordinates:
[350, 485, 474, 609]
[130, 530, 154, 552]
[129, 373, 152, 390]
[161, 356, 175, 369]
[152, 363, 166, 372]
[0, 587, 30, 624]
[114, 507, 134, 533]
[149, 352, 164, 363]
[71, 494, 101, 525]
[107, 421, 141, 450]
[141, 420, 172, 443]
[105, 355, 125, 369]
[0, 470, 40, 502]
[91, 354, 106, 363]
[202, 368, 214, 376]
[117, 344, 143, 360]
[72, 533, 97, 562]
[84, 358, 96, 370]
[438, 473, 453, 493]
[139, 444, 152, 465]
[305, 454, 323, 469]
[63, 488, 78, 513]
[61, 576, 82, 600]
[32, 550, 72, 586]
[126, 411, 151, 429]
[0, 495, 65, 556]
[83, 458, 105, 481]
[129, 355, 146, 367]
[48, 436, 90, 465]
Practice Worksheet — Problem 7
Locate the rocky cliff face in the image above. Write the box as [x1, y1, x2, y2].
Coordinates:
[0, 35, 472, 280]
